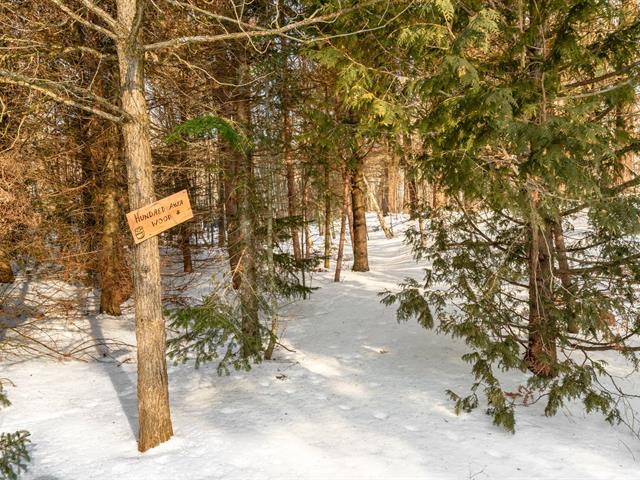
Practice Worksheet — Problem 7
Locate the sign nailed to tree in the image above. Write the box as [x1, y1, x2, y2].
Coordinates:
[126, 190, 193, 244]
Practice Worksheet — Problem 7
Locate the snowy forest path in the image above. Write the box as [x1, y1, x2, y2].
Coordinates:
[2, 215, 640, 479]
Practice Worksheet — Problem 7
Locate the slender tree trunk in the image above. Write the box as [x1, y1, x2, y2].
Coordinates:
[89, 54, 132, 316]
[386, 141, 399, 213]
[524, 2, 557, 379]
[364, 176, 393, 239]
[0, 250, 13, 283]
[232, 53, 261, 357]
[237, 156, 260, 358]
[179, 223, 193, 273]
[175, 164, 193, 273]
[323, 166, 331, 270]
[350, 158, 369, 271]
[334, 170, 350, 282]
[282, 48, 302, 262]
[618, 0, 638, 186]
[223, 149, 243, 290]
[552, 223, 571, 290]
[99, 178, 130, 315]
[303, 180, 314, 257]
[406, 175, 418, 218]
[0, 113, 15, 285]
[75, 118, 98, 285]
[221, 129, 243, 289]
[217, 165, 226, 247]
[552, 220, 578, 333]
[403, 133, 418, 218]
[347, 188, 355, 257]
[99, 127, 132, 316]
[381, 161, 390, 216]
[524, 215, 557, 378]
[264, 168, 278, 360]
[116, 0, 173, 452]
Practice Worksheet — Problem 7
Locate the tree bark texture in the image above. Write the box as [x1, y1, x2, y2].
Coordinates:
[116, 0, 173, 452]
[350, 158, 369, 272]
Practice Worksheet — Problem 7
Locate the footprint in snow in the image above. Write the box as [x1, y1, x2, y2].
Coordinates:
[338, 404, 352, 411]
[373, 412, 389, 420]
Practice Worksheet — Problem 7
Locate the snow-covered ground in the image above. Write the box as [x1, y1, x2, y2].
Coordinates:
[2, 214, 640, 479]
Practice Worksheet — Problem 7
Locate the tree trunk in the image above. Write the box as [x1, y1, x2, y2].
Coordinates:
[350, 158, 369, 272]
[334, 170, 350, 282]
[116, 0, 173, 452]
[175, 165, 193, 273]
[264, 168, 278, 360]
[0, 250, 13, 283]
[217, 168, 226, 248]
[386, 141, 399, 213]
[524, 2, 556, 379]
[403, 134, 418, 217]
[0, 109, 15, 285]
[232, 54, 261, 357]
[303, 179, 314, 258]
[223, 145, 242, 289]
[381, 161, 390, 217]
[179, 223, 193, 273]
[524, 215, 557, 378]
[75, 116, 98, 285]
[99, 127, 132, 316]
[282, 50, 302, 262]
[364, 176, 393, 239]
[87, 52, 132, 316]
[617, 0, 638, 185]
[552, 220, 578, 333]
[323, 166, 331, 270]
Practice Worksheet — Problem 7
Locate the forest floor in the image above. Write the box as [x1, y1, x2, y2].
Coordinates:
[2, 214, 640, 480]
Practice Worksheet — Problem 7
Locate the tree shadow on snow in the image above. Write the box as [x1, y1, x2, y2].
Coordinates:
[84, 302, 139, 440]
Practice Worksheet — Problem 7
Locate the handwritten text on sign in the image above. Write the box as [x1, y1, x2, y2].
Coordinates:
[126, 190, 194, 244]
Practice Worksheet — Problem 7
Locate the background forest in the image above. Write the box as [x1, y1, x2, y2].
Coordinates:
[1, 0, 640, 478]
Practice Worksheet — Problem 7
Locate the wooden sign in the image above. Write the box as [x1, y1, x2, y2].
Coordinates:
[126, 190, 193, 244]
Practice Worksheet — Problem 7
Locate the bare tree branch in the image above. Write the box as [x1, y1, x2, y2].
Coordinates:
[46, 0, 118, 40]
[143, 0, 386, 51]
[563, 60, 640, 89]
[0, 40, 116, 60]
[79, 0, 119, 31]
[0, 69, 125, 123]
[162, 0, 267, 32]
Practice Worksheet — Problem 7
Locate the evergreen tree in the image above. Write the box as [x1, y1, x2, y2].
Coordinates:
[382, 0, 640, 431]
[0, 384, 30, 480]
